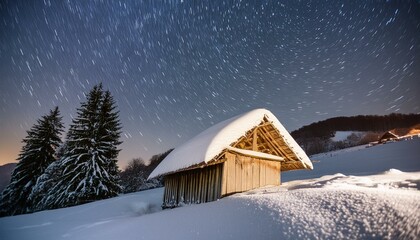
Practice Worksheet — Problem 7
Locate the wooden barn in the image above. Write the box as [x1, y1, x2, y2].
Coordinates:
[378, 131, 399, 143]
[148, 109, 313, 208]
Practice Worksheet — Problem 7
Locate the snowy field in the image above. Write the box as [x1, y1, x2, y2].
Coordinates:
[331, 131, 364, 142]
[282, 138, 420, 182]
[0, 139, 419, 239]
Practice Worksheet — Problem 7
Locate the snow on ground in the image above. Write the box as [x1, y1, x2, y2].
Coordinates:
[0, 139, 419, 240]
[331, 131, 364, 142]
[0, 188, 163, 240]
[282, 138, 420, 182]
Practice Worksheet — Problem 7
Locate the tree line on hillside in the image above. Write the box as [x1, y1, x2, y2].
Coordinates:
[291, 113, 420, 139]
[291, 113, 420, 155]
[0, 84, 124, 216]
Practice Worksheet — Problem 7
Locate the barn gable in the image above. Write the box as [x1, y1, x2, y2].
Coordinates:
[228, 117, 312, 171]
[379, 131, 399, 143]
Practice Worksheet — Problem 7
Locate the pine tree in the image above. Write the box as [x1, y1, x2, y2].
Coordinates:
[29, 141, 68, 212]
[0, 107, 63, 216]
[97, 90, 122, 194]
[44, 84, 122, 209]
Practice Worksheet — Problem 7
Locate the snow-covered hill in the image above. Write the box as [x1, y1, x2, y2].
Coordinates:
[283, 138, 420, 182]
[331, 131, 364, 142]
[1, 139, 419, 240]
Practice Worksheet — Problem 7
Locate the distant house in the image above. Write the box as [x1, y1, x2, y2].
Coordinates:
[378, 131, 399, 143]
[148, 109, 313, 208]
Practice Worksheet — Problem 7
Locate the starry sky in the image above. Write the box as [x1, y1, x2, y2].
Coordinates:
[0, 0, 419, 168]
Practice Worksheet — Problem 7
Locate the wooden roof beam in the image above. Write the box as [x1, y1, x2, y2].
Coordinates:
[259, 126, 294, 160]
[256, 128, 283, 157]
[252, 128, 258, 151]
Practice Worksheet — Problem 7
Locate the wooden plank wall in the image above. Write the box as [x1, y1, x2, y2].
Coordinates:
[222, 152, 281, 196]
[163, 152, 281, 208]
[163, 163, 223, 208]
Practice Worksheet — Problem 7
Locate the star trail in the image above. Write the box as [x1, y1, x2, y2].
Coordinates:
[0, 0, 419, 167]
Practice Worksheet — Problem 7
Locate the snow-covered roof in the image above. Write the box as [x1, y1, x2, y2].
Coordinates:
[149, 108, 312, 179]
[380, 131, 399, 139]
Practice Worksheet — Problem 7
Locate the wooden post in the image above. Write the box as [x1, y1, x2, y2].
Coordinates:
[195, 171, 199, 203]
[252, 158, 260, 189]
[235, 155, 242, 192]
[246, 157, 253, 190]
[163, 177, 168, 206]
[221, 160, 227, 196]
[208, 167, 213, 201]
[253, 129, 258, 151]
[216, 163, 222, 199]
[260, 161, 266, 186]
[226, 153, 235, 195]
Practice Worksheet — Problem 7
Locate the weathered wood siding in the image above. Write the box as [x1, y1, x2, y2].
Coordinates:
[163, 152, 281, 208]
[163, 163, 223, 208]
[221, 152, 281, 196]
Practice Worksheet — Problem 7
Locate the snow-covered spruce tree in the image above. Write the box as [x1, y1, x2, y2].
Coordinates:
[29, 141, 68, 212]
[44, 84, 122, 209]
[0, 107, 63, 216]
[97, 90, 122, 192]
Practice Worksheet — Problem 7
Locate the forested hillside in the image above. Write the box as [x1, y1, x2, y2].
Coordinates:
[292, 113, 420, 139]
[291, 113, 420, 155]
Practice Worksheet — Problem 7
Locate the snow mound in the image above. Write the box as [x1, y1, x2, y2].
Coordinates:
[384, 168, 404, 174]
[241, 181, 419, 239]
[285, 170, 419, 191]
[129, 202, 159, 216]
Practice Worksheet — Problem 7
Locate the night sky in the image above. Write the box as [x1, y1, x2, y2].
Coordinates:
[0, 1, 419, 168]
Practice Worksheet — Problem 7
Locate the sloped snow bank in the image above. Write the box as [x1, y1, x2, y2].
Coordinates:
[235, 170, 420, 239]
[284, 169, 420, 191]
[0, 188, 163, 240]
[1, 139, 419, 240]
[2, 170, 418, 240]
[240, 182, 419, 239]
[282, 138, 420, 182]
